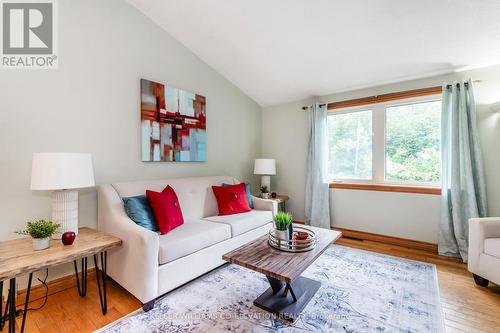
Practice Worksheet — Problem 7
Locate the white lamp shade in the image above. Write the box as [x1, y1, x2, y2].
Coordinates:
[254, 159, 276, 175]
[31, 153, 95, 190]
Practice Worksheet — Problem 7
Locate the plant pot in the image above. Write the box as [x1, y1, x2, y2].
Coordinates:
[275, 229, 289, 241]
[261, 193, 270, 199]
[32, 237, 50, 251]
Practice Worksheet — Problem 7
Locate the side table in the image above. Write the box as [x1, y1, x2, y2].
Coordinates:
[270, 195, 289, 212]
[0, 227, 121, 333]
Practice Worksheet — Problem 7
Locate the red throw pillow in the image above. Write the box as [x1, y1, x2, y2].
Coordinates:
[146, 185, 184, 234]
[212, 183, 251, 216]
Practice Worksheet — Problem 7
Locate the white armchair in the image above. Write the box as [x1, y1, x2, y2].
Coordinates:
[468, 217, 500, 286]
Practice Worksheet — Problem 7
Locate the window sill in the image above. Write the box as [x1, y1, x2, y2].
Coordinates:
[329, 182, 441, 195]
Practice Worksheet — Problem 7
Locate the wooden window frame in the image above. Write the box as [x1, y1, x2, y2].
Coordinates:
[327, 86, 443, 195]
[329, 182, 441, 195]
[327, 86, 442, 110]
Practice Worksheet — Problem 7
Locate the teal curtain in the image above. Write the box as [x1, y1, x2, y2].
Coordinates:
[305, 103, 331, 229]
[439, 79, 487, 261]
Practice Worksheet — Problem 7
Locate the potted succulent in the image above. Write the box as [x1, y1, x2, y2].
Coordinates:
[16, 220, 60, 250]
[274, 212, 293, 241]
[260, 185, 270, 199]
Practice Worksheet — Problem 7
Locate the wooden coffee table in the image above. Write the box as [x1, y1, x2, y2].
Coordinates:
[223, 224, 341, 322]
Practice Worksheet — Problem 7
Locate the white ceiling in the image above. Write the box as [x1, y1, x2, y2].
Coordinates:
[128, 0, 500, 107]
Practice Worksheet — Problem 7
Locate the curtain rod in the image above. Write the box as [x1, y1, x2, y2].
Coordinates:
[445, 82, 469, 88]
[445, 79, 481, 88]
[444, 79, 483, 90]
[302, 103, 326, 111]
[302, 80, 482, 110]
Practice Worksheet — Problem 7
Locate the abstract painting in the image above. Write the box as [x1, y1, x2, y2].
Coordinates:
[141, 79, 206, 162]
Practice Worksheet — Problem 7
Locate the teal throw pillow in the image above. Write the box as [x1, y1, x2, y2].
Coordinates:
[122, 195, 159, 231]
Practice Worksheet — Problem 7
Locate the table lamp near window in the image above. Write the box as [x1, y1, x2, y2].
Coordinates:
[30, 153, 95, 239]
[254, 158, 276, 192]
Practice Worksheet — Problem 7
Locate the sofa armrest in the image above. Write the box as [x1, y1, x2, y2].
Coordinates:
[468, 217, 500, 273]
[98, 184, 160, 303]
[252, 196, 278, 216]
[470, 217, 500, 239]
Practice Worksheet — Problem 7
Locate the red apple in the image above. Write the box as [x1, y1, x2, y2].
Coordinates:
[62, 231, 76, 245]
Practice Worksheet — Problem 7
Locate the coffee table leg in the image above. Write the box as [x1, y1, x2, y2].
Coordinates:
[254, 276, 321, 322]
[266, 276, 285, 294]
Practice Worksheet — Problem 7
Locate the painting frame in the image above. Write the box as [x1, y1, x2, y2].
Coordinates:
[140, 78, 207, 162]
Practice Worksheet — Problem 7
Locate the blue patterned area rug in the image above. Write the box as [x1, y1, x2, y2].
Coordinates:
[98, 245, 444, 333]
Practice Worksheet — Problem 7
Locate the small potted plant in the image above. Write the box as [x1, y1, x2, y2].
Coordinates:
[16, 220, 60, 250]
[274, 212, 293, 241]
[260, 185, 270, 199]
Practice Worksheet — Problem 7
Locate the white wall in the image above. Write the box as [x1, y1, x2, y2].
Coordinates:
[331, 190, 440, 242]
[0, 0, 261, 289]
[262, 65, 500, 243]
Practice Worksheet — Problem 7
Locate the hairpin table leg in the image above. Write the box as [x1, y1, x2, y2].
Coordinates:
[0, 280, 12, 331]
[74, 257, 88, 297]
[0, 280, 4, 330]
[0, 273, 34, 333]
[94, 251, 108, 315]
[0, 281, 10, 331]
[8, 278, 15, 333]
[19, 273, 33, 333]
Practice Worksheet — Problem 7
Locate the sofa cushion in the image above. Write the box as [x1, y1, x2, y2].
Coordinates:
[484, 238, 500, 258]
[158, 220, 231, 264]
[203, 210, 273, 237]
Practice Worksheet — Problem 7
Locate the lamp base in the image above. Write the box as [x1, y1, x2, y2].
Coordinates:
[52, 190, 79, 239]
[261, 175, 271, 193]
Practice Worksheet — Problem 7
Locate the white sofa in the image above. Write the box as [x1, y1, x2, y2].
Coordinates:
[468, 217, 500, 287]
[97, 176, 277, 310]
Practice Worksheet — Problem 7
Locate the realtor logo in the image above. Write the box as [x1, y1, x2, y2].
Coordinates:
[1, 0, 58, 69]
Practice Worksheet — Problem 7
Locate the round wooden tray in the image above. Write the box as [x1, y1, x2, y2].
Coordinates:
[268, 226, 316, 252]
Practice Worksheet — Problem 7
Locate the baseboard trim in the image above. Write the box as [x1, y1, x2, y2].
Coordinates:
[15, 268, 96, 307]
[331, 227, 438, 253]
[293, 221, 437, 253]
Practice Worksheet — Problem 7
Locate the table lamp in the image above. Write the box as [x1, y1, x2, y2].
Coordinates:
[30, 153, 95, 238]
[254, 159, 276, 192]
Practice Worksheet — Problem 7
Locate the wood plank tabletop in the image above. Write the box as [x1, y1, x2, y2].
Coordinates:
[271, 195, 289, 203]
[223, 224, 341, 283]
[0, 227, 121, 281]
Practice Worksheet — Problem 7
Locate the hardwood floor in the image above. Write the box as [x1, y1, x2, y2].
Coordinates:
[4, 237, 500, 332]
[5, 279, 141, 333]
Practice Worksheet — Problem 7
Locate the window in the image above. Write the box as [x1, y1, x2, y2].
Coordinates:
[385, 101, 441, 183]
[327, 110, 372, 180]
[327, 94, 441, 187]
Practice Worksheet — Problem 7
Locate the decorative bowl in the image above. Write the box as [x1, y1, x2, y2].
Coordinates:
[268, 226, 316, 252]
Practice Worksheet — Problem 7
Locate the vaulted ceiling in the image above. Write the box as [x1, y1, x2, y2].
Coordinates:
[128, 0, 500, 107]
